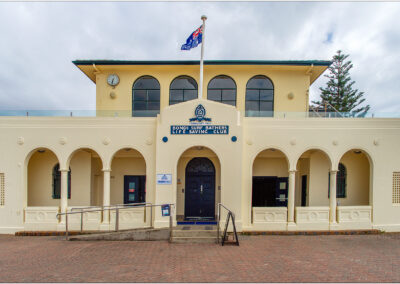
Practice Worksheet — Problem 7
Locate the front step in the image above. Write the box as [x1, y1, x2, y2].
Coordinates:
[170, 225, 219, 244]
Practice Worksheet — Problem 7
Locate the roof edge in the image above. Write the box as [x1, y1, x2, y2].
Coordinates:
[72, 59, 332, 67]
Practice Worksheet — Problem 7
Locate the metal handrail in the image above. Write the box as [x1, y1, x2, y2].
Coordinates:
[56, 203, 175, 240]
[216, 203, 239, 246]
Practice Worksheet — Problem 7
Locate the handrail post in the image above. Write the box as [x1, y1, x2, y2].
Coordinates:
[65, 213, 69, 241]
[150, 205, 153, 228]
[115, 207, 119, 232]
[169, 209, 172, 242]
[80, 211, 83, 233]
[217, 203, 220, 244]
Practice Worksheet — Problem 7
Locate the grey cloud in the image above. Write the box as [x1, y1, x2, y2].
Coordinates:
[0, 2, 399, 113]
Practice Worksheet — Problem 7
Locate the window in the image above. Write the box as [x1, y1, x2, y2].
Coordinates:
[393, 172, 400, 204]
[245, 75, 274, 117]
[328, 163, 347, 198]
[207, 75, 236, 106]
[52, 164, 71, 199]
[169, 76, 198, 105]
[0, 173, 4, 206]
[132, 76, 160, 117]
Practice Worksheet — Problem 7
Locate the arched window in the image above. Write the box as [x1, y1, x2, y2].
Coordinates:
[245, 75, 274, 117]
[337, 163, 347, 198]
[132, 76, 160, 117]
[169, 76, 198, 105]
[207, 75, 236, 106]
[328, 163, 347, 198]
[52, 163, 71, 199]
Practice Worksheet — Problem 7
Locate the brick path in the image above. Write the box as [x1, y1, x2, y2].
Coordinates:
[0, 234, 399, 282]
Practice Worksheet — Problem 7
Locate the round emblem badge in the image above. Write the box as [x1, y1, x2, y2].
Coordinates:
[195, 104, 206, 121]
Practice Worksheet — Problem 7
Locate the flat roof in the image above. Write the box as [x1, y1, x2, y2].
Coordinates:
[73, 59, 332, 66]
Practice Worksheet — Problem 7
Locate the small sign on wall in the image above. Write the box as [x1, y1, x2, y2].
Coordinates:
[157, 174, 172, 185]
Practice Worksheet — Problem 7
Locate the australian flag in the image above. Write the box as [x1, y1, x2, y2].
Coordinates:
[181, 26, 203, 50]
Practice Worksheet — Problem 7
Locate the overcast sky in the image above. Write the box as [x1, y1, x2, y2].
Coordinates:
[0, 1, 399, 113]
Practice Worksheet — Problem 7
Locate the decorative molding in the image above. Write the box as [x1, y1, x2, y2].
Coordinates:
[102, 137, 111, 145]
[17, 137, 24, 145]
[59, 137, 67, 145]
[145, 138, 153, 145]
[290, 138, 296, 146]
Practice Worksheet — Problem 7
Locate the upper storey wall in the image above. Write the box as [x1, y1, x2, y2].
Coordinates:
[92, 64, 315, 114]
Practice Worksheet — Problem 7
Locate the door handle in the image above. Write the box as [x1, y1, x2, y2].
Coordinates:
[200, 184, 203, 194]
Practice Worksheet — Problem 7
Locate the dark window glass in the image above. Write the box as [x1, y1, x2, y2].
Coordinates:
[52, 163, 71, 199]
[132, 76, 160, 117]
[246, 89, 259, 101]
[208, 89, 221, 101]
[246, 75, 274, 117]
[328, 163, 347, 198]
[169, 76, 198, 105]
[170, 90, 183, 101]
[184, 89, 198, 101]
[207, 75, 236, 106]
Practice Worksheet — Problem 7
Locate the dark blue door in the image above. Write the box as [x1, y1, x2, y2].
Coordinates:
[185, 158, 215, 220]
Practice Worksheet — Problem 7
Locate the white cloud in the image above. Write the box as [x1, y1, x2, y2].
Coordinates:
[0, 2, 399, 113]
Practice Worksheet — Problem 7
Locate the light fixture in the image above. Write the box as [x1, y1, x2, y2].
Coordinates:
[354, 150, 362, 154]
[37, 149, 46, 153]
[124, 148, 131, 151]
[196, 146, 204, 150]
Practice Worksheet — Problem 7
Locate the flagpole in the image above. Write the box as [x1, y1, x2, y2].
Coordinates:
[199, 15, 207, 100]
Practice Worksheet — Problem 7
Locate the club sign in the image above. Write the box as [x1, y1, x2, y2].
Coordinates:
[170, 104, 229, 135]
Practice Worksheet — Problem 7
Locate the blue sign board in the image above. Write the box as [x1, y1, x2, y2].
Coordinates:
[161, 204, 170, 216]
[171, 125, 229, 135]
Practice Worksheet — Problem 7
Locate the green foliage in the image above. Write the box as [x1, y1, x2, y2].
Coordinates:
[311, 50, 370, 116]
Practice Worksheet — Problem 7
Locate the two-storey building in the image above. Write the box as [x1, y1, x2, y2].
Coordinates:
[1, 59, 400, 233]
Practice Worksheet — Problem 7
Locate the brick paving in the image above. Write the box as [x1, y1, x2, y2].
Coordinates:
[0, 234, 399, 282]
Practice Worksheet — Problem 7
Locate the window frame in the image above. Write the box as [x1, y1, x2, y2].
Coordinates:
[169, 75, 198, 105]
[245, 75, 274, 117]
[132, 75, 161, 117]
[207, 75, 237, 106]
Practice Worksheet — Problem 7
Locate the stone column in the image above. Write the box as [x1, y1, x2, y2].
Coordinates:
[59, 169, 69, 224]
[102, 169, 111, 224]
[287, 170, 296, 226]
[329, 170, 338, 224]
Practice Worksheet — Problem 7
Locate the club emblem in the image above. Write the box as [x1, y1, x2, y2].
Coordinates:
[189, 104, 211, 122]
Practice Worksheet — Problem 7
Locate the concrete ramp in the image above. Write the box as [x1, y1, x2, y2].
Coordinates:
[68, 228, 170, 241]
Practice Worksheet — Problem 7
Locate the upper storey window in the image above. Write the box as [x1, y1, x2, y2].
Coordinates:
[207, 75, 237, 106]
[245, 75, 274, 117]
[170, 76, 198, 105]
[132, 76, 160, 117]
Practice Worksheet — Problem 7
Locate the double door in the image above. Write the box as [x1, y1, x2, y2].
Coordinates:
[124, 175, 146, 204]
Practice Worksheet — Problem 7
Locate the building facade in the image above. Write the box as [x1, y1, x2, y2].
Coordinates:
[1, 60, 400, 234]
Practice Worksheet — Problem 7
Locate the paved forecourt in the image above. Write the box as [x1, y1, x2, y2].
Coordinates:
[0, 234, 399, 282]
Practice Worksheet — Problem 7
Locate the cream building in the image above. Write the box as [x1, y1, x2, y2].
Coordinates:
[1, 59, 400, 234]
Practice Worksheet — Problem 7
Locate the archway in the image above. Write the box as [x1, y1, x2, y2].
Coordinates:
[252, 148, 289, 208]
[337, 149, 371, 206]
[110, 148, 146, 205]
[27, 148, 60, 206]
[176, 146, 221, 222]
[66, 148, 103, 206]
[295, 149, 332, 207]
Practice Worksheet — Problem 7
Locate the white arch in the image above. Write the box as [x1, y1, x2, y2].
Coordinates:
[65, 146, 105, 170]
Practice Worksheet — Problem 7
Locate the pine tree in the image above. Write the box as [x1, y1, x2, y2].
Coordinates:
[311, 50, 370, 117]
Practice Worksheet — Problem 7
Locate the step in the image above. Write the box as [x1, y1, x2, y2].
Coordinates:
[175, 225, 216, 230]
[68, 228, 170, 241]
[172, 230, 217, 238]
[171, 236, 217, 244]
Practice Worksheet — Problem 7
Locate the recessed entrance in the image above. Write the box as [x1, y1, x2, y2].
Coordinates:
[185, 157, 216, 220]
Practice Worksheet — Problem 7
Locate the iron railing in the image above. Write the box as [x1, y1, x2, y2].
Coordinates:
[56, 203, 175, 241]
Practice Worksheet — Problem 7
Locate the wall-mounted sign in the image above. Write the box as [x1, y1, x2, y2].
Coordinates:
[161, 204, 171, 216]
[157, 174, 172, 185]
[170, 104, 229, 135]
[171, 125, 229, 135]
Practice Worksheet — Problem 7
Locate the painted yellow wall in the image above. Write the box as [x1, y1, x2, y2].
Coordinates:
[253, 157, 289, 177]
[176, 147, 221, 216]
[307, 151, 330, 206]
[93, 65, 312, 115]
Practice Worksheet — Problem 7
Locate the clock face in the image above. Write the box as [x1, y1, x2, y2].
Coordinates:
[107, 74, 119, 86]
